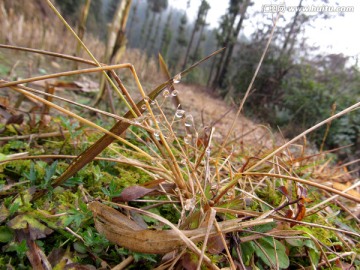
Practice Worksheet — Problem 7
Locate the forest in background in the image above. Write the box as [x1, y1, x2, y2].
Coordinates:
[54, 0, 359, 168]
[5, 0, 359, 168]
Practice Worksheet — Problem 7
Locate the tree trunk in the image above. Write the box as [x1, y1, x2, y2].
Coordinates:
[181, 20, 198, 70]
[73, 0, 91, 70]
[218, 0, 250, 89]
[211, 9, 238, 90]
[191, 9, 208, 62]
[280, 0, 303, 58]
[126, 0, 138, 46]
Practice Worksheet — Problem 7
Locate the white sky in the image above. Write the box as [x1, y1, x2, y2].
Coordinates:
[171, 0, 360, 58]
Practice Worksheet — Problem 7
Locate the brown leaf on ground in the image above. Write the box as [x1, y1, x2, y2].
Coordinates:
[207, 235, 225, 254]
[15, 229, 51, 270]
[113, 185, 155, 202]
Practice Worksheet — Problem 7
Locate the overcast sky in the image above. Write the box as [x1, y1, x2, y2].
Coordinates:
[171, 0, 359, 59]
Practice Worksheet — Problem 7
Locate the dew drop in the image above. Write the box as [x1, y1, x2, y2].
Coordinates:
[184, 115, 193, 127]
[141, 104, 147, 110]
[181, 159, 186, 165]
[175, 109, 185, 118]
[153, 130, 161, 140]
[134, 116, 144, 124]
[184, 134, 192, 145]
[184, 198, 195, 211]
[173, 73, 181, 84]
[150, 100, 156, 105]
[151, 158, 160, 165]
[163, 88, 170, 97]
[205, 148, 211, 156]
[171, 90, 178, 97]
[144, 96, 150, 102]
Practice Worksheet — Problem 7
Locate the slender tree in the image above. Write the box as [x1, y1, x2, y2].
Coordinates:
[190, 8, 209, 62]
[159, 10, 173, 60]
[140, 6, 150, 48]
[126, 0, 139, 46]
[148, 12, 164, 56]
[143, 0, 168, 49]
[107, 0, 119, 21]
[217, 0, 251, 89]
[73, 0, 91, 70]
[181, 0, 210, 70]
[171, 12, 188, 70]
[54, 0, 82, 24]
[211, 0, 242, 90]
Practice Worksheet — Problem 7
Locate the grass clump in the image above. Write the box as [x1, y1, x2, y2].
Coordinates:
[0, 2, 359, 270]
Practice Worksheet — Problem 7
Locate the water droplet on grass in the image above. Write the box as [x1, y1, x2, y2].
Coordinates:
[171, 90, 178, 96]
[175, 109, 185, 118]
[163, 89, 170, 97]
[184, 198, 195, 211]
[134, 116, 144, 124]
[153, 130, 160, 140]
[184, 115, 193, 127]
[173, 73, 181, 84]
[141, 104, 147, 110]
[184, 134, 192, 144]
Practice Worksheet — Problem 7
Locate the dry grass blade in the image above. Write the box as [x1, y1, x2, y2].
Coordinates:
[0, 44, 97, 65]
[45, 0, 136, 115]
[197, 208, 216, 270]
[0, 155, 167, 174]
[242, 172, 360, 203]
[32, 96, 150, 200]
[213, 102, 360, 205]
[214, 208, 360, 238]
[216, 13, 281, 160]
[7, 84, 148, 156]
[0, 64, 134, 88]
[307, 179, 360, 213]
[158, 53, 182, 109]
[0, 81, 154, 131]
[30, 48, 224, 200]
[245, 102, 360, 173]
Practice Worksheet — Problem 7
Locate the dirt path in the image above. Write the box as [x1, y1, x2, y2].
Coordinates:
[176, 83, 278, 150]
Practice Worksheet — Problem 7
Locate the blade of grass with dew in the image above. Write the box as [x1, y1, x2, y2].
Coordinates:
[30, 49, 225, 200]
[158, 53, 182, 109]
